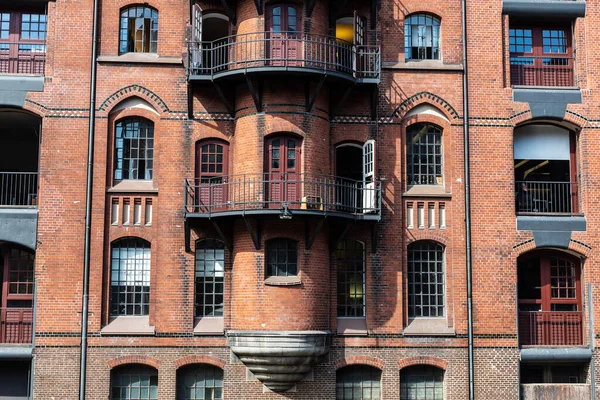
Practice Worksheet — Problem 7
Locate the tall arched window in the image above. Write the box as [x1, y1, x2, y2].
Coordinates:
[407, 124, 443, 186]
[176, 364, 224, 400]
[407, 241, 445, 318]
[336, 365, 381, 400]
[404, 14, 440, 60]
[114, 117, 154, 181]
[265, 238, 298, 277]
[336, 240, 366, 317]
[110, 238, 151, 316]
[119, 6, 158, 54]
[400, 365, 444, 400]
[111, 364, 158, 400]
[195, 239, 225, 318]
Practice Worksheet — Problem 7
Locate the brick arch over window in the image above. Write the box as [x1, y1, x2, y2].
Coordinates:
[174, 355, 226, 370]
[392, 92, 459, 120]
[407, 234, 448, 248]
[398, 356, 448, 371]
[335, 356, 384, 371]
[99, 85, 169, 115]
[22, 100, 47, 118]
[263, 118, 305, 138]
[107, 355, 160, 370]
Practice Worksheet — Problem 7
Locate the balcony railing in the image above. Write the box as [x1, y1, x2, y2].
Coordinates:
[0, 42, 46, 75]
[0, 308, 33, 344]
[518, 311, 583, 346]
[515, 181, 578, 214]
[185, 173, 381, 217]
[188, 32, 380, 81]
[0, 172, 38, 207]
[510, 55, 574, 87]
[521, 384, 590, 400]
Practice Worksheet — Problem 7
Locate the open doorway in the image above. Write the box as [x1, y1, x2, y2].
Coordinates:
[191, 6, 230, 74]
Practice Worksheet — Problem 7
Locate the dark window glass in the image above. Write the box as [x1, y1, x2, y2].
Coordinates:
[111, 364, 158, 400]
[407, 241, 445, 318]
[176, 364, 224, 400]
[407, 124, 443, 186]
[266, 238, 298, 277]
[404, 14, 440, 60]
[336, 365, 381, 400]
[119, 6, 158, 54]
[336, 240, 366, 317]
[114, 118, 154, 181]
[110, 238, 151, 316]
[400, 365, 444, 400]
[195, 239, 225, 317]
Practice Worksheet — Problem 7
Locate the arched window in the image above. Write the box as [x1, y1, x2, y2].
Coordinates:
[110, 238, 151, 316]
[114, 117, 154, 181]
[176, 364, 224, 400]
[195, 239, 225, 318]
[111, 364, 158, 400]
[407, 241, 445, 318]
[336, 365, 381, 400]
[196, 140, 229, 183]
[404, 14, 440, 60]
[119, 6, 158, 54]
[265, 238, 298, 277]
[336, 240, 366, 317]
[407, 124, 443, 186]
[400, 365, 444, 400]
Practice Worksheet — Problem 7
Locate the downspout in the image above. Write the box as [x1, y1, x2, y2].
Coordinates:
[461, 0, 475, 399]
[79, 0, 100, 397]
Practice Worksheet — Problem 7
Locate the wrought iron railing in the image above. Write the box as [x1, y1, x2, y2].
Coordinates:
[188, 32, 380, 80]
[510, 55, 574, 87]
[185, 173, 381, 216]
[518, 311, 583, 346]
[0, 308, 33, 344]
[0, 172, 38, 207]
[515, 181, 578, 214]
[0, 42, 46, 75]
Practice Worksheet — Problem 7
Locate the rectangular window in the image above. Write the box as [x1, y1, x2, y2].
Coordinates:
[407, 124, 443, 186]
[110, 238, 151, 316]
[336, 240, 366, 317]
[195, 239, 225, 317]
[407, 242, 445, 318]
[0, 9, 47, 74]
[266, 238, 298, 277]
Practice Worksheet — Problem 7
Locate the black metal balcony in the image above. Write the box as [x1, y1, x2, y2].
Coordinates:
[184, 173, 381, 220]
[0, 173, 38, 208]
[515, 181, 578, 215]
[187, 32, 380, 84]
[0, 42, 46, 75]
[510, 56, 574, 87]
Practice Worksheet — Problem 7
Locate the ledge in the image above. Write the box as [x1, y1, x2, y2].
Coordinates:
[403, 318, 455, 336]
[503, 0, 586, 19]
[513, 88, 582, 119]
[403, 185, 451, 198]
[265, 276, 302, 286]
[108, 180, 158, 194]
[520, 347, 592, 363]
[383, 61, 463, 71]
[101, 316, 155, 336]
[337, 317, 367, 336]
[193, 317, 224, 335]
[98, 54, 182, 65]
[0, 346, 33, 360]
[517, 216, 586, 232]
[0, 75, 44, 108]
[0, 208, 38, 251]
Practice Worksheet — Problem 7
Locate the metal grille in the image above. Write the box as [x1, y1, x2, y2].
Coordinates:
[114, 118, 154, 181]
[336, 365, 381, 400]
[550, 256, 576, 299]
[110, 238, 151, 316]
[266, 238, 297, 277]
[400, 365, 444, 400]
[111, 365, 158, 400]
[336, 240, 366, 317]
[8, 248, 34, 296]
[195, 239, 225, 317]
[407, 124, 442, 186]
[407, 241, 445, 318]
[404, 14, 440, 60]
[176, 364, 224, 400]
[119, 6, 158, 54]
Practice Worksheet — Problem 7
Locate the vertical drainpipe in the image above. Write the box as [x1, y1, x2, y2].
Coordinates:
[79, 0, 100, 397]
[461, 0, 475, 399]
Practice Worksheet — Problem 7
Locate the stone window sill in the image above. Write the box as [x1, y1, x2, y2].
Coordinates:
[108, 180, 158, 194]
[265, 276, 302, 286]
[403, 318, 455, 336]
[193, 317, 224, 335]
[337, 317, 367, 336]
[101, 316, 155, 335]
[403, 185, 451, 198]
[97, 53, 182, 65]
[383, 60, 463, 71]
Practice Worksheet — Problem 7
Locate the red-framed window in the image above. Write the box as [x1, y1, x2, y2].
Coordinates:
[196, 140, 229, 184]
[509, 24, 574, 87]
[0, 7, 47, 74]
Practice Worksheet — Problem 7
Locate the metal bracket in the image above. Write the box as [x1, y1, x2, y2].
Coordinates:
[370, 86, 378, 121]
[371, 223, 378, 253]
[305, 76, 326, 113]
[184, 219, 192, 252]
[330, 84, 355, 118]
[305, 218, 325, 250]
[245, 75, 262, 112]
[307, 0, 317, 17]
[187, 82, 194, 120]
[330, 221, 353, 252]
[254, 0, 263, 15]
[219, 0, 237, 25]
[243, 218, 261, 250]
[370, 0, 379, 30]
[213, 83, 234, 117]
[212, 220, 233, 252]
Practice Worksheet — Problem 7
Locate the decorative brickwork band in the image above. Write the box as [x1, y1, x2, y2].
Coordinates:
[392, 92, 460, 120]
[106, 355, 160, 370]
[335, 356, 384, 371]
[398, 356, 448, 371]
[98, 85, 169, 114]
[174, 355, 226, 370]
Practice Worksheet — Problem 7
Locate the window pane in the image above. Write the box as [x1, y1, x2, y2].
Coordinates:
[114, 118, 154, 181]
[111, 365, 158, 400]
[266, 238, 298, 277]
[407, 124, 443, 186]
[336, 240, 366, 317]
[120, 6, 158, 54]
[176, 365, 224, 400]
[405, 14, 440, 60]
[401, 366, 444, 400]
[195, 239, 226, 317]
[110, 238, 151, 316]
[336, 365, 381, 400]
[407, 241, 445, 318]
